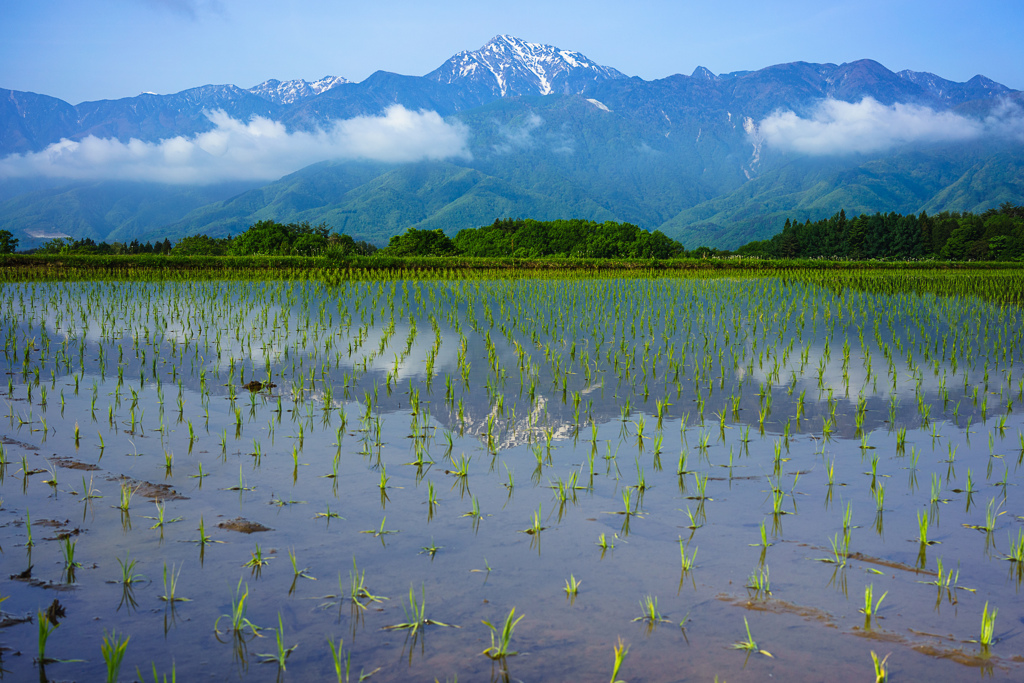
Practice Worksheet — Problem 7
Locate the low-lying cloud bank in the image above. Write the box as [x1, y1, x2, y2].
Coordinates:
[758, 97, 1024, 155]
[0, 105, 471, 184]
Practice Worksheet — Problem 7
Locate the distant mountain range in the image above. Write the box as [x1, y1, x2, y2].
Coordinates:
[1, 35, 1022, 249]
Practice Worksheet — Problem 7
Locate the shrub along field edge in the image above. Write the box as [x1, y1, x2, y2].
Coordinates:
[2, 252, 1023, 275]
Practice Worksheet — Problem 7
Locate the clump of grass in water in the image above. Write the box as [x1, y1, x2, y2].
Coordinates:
[520, 504, 546, 535]
[976, 601, 998, 654]
[746, 565, 771, 597]
[35, 604, 83, 665]
[117, 552, 144, 585]
[243, 544, 271, 575]
[678, 538, 698, 572]
[610, 637, 629, 683]
[383, 585, 456, 635]
[916, 510, 940, 546]
[871, 651, 891, 682]
[730, 617, 772, 657]
[60, 536, 82, 572]
[289, 548, 316, 581]
[1005, 529, 1024, 563]
[962, 497, 1005, 533]
[859, 584, 887, 625]
[632, 595, 670, 631]
[349, 558, 387, 608]
[360, 517, 399, 541]
[256, 613, 298, 671]
[481, 607, 523, 660]
[564, 574, 581, 600]
[327, 637, 379, 683]
[159, 563, 190, 602]
[144, 502, 182, 531]
[101, 630, 130, 683]
[214, 579, 263, 637]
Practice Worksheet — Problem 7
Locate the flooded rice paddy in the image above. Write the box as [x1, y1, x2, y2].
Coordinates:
[1, 270, 1023, 682]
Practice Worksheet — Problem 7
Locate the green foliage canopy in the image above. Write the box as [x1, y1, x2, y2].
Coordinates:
[452, 218, 686, 259]
[734, 203, 1024, 261]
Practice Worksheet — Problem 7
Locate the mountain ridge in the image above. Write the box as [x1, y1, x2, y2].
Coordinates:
[1, 35, 1022, 250]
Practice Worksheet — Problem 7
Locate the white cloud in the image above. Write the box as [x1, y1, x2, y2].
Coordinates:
[757, 97, 1024, 156]
[0, 106, 471, 184]
[493, 112, 544, 153]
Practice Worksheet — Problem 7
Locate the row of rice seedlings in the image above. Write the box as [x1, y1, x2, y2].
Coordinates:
[2, 270, 1021, 678]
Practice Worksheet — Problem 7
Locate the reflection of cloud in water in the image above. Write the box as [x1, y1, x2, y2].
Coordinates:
[349, 324, 460, 381]
[19, 286, 462, 377]
[740, 338, 957, 405]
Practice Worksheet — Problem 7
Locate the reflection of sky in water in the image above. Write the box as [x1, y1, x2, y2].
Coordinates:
[2, 276, 1020, 445]
[4, 277, 1024, 682]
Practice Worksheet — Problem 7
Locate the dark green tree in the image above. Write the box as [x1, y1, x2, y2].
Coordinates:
[0, 229, 18, 254]
[382, 228, 460, 256]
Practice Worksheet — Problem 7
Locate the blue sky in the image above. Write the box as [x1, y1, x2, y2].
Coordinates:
[3, 0, 1023, 104]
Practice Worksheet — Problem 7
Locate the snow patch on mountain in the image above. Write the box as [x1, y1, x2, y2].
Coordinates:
[249, 76, 349, 105]
[587, 98, 611, 112]
[426, 35, 625, 98]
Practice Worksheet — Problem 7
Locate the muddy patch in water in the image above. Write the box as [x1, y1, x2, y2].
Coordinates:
[217, 517, 273, 533]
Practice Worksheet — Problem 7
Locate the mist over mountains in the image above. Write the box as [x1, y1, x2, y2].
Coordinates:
[1, 35, 1022, 249]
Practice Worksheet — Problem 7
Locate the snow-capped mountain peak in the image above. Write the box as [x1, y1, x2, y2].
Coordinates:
[248, 76, 349, 105]
[426, 34, 626, 97]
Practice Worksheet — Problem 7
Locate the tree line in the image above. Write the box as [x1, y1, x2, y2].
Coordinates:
[7, 204, 1024, 261]
[734, 203, 1024, 261]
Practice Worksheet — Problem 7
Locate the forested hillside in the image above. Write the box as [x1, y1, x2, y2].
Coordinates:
[734, 202, 1024, 261]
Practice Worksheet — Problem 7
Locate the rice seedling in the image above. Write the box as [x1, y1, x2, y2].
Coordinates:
[564, 574, 582, 599]
[976, 601, 998, 652]
[963, 497, 1005, 532]
[520, 504, 546, 535]
[75, 474, 102, 501]
[36, 609, 62, 664]
[159, 563, 190, 602]
[749, 520, 772, 548]
[314, 505, 344, 524]
[730, 617, 772, 657]
[117, 551, 144, 585]
[746, 565, 771, 597]
[191, 517, 222, 548]
[632, 595, 670, 632]
[60, 536, 81, 571]
[917, 510, 939, 546]
[243, 544, 271, 575]
[214, 579, 263, 637]
[101, 630, 130, 683]
[461, 495, 484, 527]
[256, 613, 298, 671]
[688, 473, 711, 501]
[818, 532, 849, 567]
[481, 607, 523, 659]
[871, 651, 891, 682]
[327, 637, 380, 683]
[425, 480, 440, 518]
[361, 517, 399, 541]
[225, 465, 256, 491]
[417, 538, 443, 560]
[859, 584, 887, 623]
[42, 462, 58, 488]
[349, 558, 387, 607]
[288, 548, 315, 581]
[383, 585, 455, 634]
[609, 637, 629, 683]
[1006, 529, 1024, 563]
